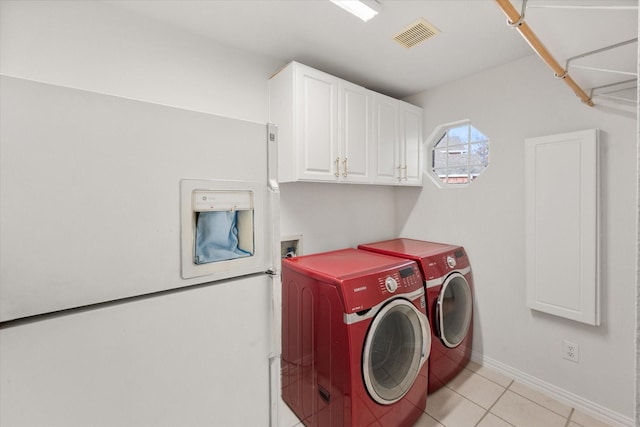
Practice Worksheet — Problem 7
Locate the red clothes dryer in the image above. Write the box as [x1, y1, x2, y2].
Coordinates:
[281, 248, 431, 427]
[358, 238, 474, 393]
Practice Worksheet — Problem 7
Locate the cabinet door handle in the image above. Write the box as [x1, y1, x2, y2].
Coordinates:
[397, 165, 402, 181]
[335, 157, 340, 177]
[342, 158, 348, 177]
[402, 165, 408, 181]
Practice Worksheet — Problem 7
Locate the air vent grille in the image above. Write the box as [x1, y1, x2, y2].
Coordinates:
[393, 18, 440, 48]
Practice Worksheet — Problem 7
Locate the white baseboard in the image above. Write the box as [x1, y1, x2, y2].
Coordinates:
[471, 351, 634, 427]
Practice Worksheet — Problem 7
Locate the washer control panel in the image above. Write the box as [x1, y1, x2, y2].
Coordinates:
[399, 265, 421, 288]
[338, 258, 422, 314]
[376, 265, 421, 295]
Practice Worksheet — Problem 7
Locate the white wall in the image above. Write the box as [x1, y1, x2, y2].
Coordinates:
[0, 2, 398, 426]
[0, 0, 276, 123]
[399, 55, 637, 423]
[280, 182, 401, 255]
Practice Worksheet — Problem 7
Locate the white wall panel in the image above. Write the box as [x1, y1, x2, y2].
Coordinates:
[525, 129, 600, 325]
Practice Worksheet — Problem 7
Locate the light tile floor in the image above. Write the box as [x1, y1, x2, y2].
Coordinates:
[280, 361, 617, 427]
[415, 361, 615, 427]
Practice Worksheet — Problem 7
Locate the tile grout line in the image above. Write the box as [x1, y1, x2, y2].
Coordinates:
[466, 365, 513, 389]
[564, 408, 575, 427]
[421, 412, 442, 426]
[461, 366, 575, 424]
[507, 381, 575, 420]
[473, 379, 516, 427]
[427, 383, 485, 425]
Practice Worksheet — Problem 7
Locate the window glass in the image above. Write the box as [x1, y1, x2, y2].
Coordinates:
[428, 122, 490, 187]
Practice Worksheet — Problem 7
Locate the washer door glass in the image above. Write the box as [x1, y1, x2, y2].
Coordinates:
[437, 272, 472, 348]
[362, 298, 430, 405]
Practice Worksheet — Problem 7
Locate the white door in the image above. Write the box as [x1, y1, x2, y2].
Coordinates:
[399, 103, 423, 185]
[1, 76, 273, 321]
[0, 274, 272, 427]
[295, 66, 339, 182]
[525, 129, 600, 325]
[372, 93, 400, 184]
[338, 80, 371, 183]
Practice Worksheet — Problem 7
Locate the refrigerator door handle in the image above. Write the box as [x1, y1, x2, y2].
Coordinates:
[266, 123, 282, 427]
[267, 123, 279, 194]
[266, 123, 281, 274]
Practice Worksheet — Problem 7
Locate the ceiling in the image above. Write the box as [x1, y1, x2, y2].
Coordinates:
[110, 0, 638, 100]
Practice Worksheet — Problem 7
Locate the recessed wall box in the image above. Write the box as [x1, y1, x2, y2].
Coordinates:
[281, 234, 303, 258]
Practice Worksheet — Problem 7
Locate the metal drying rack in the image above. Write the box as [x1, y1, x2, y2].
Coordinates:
[495, 0, 638, 108]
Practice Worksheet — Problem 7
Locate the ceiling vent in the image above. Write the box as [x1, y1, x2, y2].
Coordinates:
[393, 18, 440, 49]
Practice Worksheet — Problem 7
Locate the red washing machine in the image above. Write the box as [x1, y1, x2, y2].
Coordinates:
[281, 248, 431, 427]
[358, 238, 474, 393]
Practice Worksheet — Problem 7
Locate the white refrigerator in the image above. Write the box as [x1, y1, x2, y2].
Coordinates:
[0, 75, 282, 426]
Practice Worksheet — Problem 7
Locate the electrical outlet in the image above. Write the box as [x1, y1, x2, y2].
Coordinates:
[563, 340, 579, 363]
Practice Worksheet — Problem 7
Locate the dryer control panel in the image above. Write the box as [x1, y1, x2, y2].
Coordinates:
[415, 249, 470, 282]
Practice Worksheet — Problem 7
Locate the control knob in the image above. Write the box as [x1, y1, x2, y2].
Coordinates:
[385, 276, 398, 293]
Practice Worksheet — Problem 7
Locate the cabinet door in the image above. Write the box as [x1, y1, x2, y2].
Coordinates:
[295, 66, 338, 181]
[525, 129, 600, 325]
[339, 81, 371, 183]
[372, 94, 400, 184]
[399, 103, 423, 185]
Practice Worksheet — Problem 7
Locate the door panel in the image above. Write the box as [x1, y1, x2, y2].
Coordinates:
[297, 69, 338, 181]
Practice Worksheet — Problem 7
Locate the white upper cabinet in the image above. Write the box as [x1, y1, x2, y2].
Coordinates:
[372, 93, 423, 186]
[269, 62, 336, 183]
[296, 65, 339, 182]
[400, 102, 423, 185]
[338, 80, 372, 183]
[270, 61, 422, 186]
[372, 93, 399, 185]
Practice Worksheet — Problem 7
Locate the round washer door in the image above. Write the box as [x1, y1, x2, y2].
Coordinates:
[362, 298, 430, 405]
[436, 272, 472, 348]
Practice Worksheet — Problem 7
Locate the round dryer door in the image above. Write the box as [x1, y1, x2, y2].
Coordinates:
[362, 299, 430, 405]
[436, 272, 472, 348]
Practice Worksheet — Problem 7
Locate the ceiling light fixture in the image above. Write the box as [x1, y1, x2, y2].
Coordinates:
[330, 0, 380, 22]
